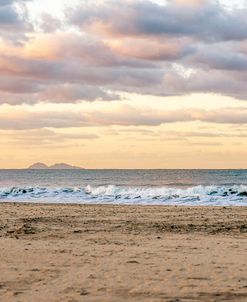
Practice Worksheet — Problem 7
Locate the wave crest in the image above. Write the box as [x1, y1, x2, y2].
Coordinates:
[0, 185, 247, 205]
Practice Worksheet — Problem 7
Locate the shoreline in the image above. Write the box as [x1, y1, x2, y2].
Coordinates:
[0, 203, 247, 301]
[1, 201, 247, 207]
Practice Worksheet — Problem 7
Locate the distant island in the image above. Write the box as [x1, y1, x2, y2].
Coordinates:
[28, 163, 84, 170]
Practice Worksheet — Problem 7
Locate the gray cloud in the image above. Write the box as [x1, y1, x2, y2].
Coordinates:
[68, 0, 247, 41]
[0, 0, 32, 42]
[2, 105, 247, 130]
[1, 0, 247, 105]
[0, 54, 162, 104]
[40, 84, 120, 103]
[38, 13, 62, 33]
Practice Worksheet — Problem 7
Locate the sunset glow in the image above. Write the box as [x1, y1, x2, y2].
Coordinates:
[1, 0, 247, 168]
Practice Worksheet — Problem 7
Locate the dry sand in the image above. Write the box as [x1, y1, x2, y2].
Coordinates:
[0, 203, 247, 302]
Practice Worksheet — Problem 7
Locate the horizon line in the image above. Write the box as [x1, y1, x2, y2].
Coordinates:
[1, 168, 247, 170]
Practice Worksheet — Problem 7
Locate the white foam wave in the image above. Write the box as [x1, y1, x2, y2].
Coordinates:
[0, 185, 247, 205]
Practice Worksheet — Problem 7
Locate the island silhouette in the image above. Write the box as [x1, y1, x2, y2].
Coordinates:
[28, 163, 84, 170]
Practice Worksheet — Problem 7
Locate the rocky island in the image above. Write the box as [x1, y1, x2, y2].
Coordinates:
[28, 163, 84, 170]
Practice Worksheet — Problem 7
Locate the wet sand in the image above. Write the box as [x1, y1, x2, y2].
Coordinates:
[0, 203, 247, 302]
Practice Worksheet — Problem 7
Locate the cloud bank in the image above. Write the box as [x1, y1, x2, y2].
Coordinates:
[2, 105, 247, 130]
[0, 0, 246, 111]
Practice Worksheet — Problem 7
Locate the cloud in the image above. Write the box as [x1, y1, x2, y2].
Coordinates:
[108, 38, 193, 61]
[2, 105, 247, 130]
[40, 84, 120, 102]
[37, 13, 62, 33]
[0, 0, 32, 42]
[0, 1, 247, 104]
[0, 50, 162, 104]
[0, 108, 87, 129]
[160, 130, 247, 139]
[190, 43, 247, 71]
[87, 106, 247, 126]
[21, 33, 156, 68]
[0, 128, 99, 146]
[68, 0, 247, 41]
[109, 128, 247, 140]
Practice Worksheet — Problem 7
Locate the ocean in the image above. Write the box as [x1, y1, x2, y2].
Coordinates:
[0, 169, 247, 206]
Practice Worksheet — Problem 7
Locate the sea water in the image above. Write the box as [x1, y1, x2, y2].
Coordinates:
[0, 169, 247, 206]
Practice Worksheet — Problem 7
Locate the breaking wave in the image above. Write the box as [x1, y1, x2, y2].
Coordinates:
[0, 185, 247, 205]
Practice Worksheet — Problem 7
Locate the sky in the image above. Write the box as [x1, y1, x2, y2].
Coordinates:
[1, 0, 247, 169]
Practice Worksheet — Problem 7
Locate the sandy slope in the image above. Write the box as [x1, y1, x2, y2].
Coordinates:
[0, 203, 247, 302]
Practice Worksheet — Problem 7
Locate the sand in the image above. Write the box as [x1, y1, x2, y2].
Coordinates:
[0, 203, 247, 302]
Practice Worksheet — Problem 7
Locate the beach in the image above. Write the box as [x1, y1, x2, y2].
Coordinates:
[0, 204, 246, 302]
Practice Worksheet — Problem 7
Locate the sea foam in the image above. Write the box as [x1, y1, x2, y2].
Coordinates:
[0, 184, 247, 206]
